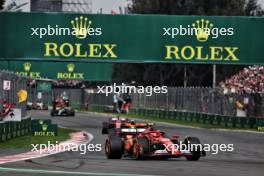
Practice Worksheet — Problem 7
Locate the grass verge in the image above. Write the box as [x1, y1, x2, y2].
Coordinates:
[88, 110, 259, 132]
[0, 128, 77, 149]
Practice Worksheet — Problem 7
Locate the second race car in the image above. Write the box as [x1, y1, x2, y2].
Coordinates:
[102, 117, 153, 134]
[50, 93, 75, 117]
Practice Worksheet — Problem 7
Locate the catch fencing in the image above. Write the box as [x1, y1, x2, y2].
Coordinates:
[0, 71, 28, 117]
[29, 87, 264, 118]
[85, 87, 264, 118]
[0, 71, 31, 143]
[28, 88, 84, 108]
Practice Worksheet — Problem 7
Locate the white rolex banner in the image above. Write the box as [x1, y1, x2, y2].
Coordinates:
[3, 108, 22, 122]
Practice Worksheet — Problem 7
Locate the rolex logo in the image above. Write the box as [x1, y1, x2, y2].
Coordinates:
[42, 124, 48, 131]
[67, 63, 75, 72]
[71, 16, 92, 39]
[23, 62, 31, 72]
[192, 19, 213, 42]
[39, 120, 44, 125]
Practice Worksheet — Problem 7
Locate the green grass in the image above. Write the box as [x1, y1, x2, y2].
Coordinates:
[0, 128, 77, 149]
[123, 114, 258, 131]
[88, 110, 259, 132]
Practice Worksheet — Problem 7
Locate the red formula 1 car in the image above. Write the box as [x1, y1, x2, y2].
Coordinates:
[105, 128, 205, 161]
[50, 96, 75, 117]
[27, 102, 48, 110]
[102, 117, 130, 134]
[102, 117, 153, 135]
[1, 101, 15, 120]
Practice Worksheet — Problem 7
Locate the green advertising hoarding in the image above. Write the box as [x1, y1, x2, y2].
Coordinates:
[31, 119, 58, 136]
[2, 61, 112, 81]
[257, 119, 264, 131]
[0, 61, 8, 70]
[0, 12, 263, 65]
[37, 81, 52, 92]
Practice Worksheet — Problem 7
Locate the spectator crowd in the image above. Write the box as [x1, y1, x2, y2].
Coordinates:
[219, 65, 264, 94]
[52, 80, 81, 88]
[28, 79, 83, 88]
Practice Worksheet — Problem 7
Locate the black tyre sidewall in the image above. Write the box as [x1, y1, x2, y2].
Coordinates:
[105, 135, 124, 159]
[184, 137, 201, 161]
[133, 137, 149, 160]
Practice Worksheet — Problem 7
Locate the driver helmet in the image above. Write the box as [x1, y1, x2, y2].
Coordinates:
[129, 120, 136, 128]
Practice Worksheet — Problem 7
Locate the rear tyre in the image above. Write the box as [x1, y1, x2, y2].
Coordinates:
[71, 110, 75, 117]
[105, 135, 124, 159]
[102, 122, 108, 134]
[184, 137, 202, 161]
[133, 137, 149, 160]
[50, 110, 55, 117]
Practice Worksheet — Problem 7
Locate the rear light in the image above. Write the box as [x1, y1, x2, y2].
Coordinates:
[172, 134, 179, 139]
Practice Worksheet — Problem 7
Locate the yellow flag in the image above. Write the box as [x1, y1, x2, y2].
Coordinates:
[235, 101, 244, 109]
[17, 89, 28, 103]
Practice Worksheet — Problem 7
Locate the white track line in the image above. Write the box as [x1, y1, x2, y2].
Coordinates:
[0, 167, 158, 176]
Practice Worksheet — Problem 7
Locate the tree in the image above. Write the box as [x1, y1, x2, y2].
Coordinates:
[130, 0, 263, 16]
[245, 0, 264, 16]
[0, 0, 5, 10]
[113, 0, 263, 86]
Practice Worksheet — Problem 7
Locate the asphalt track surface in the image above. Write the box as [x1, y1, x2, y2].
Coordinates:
[0, 111, 264, 176]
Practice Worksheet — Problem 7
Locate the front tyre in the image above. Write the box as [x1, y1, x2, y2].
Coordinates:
[133, 137, 149, 160]
[184, 137, 202, 161]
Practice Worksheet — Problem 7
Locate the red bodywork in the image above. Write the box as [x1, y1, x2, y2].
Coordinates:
[135, 130, 191, 158]
[121, 102, 131, 113]
[105, 122, 205, 160]
[108, 120, 153, 154]
[1, 102, 14, 119]
[108, 117, 130, 129]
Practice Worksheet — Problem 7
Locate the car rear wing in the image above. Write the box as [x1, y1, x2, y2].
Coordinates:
[121, 122, 154, 128]
[119, 128, 146, 135]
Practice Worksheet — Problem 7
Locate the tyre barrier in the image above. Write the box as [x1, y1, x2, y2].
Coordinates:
[89, 105, 260, 130]
[0, 116, 31, 143]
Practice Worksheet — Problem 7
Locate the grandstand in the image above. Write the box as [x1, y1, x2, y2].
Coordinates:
[219, 65, 264, 94]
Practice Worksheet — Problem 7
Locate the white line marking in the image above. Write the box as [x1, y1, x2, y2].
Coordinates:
[0, 167, 157, 176]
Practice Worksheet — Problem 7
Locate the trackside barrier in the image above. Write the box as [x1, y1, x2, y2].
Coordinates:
[89, 105, 259, 129]
[86, 87, 264, 118]
[31, 119, 58, 136]
[0, 116, 31, 143]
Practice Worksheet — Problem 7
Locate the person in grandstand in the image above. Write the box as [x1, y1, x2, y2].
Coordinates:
[122, 93, 132, 114]
[116, 92, 124, 113]
[112, 93, 118, 112]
